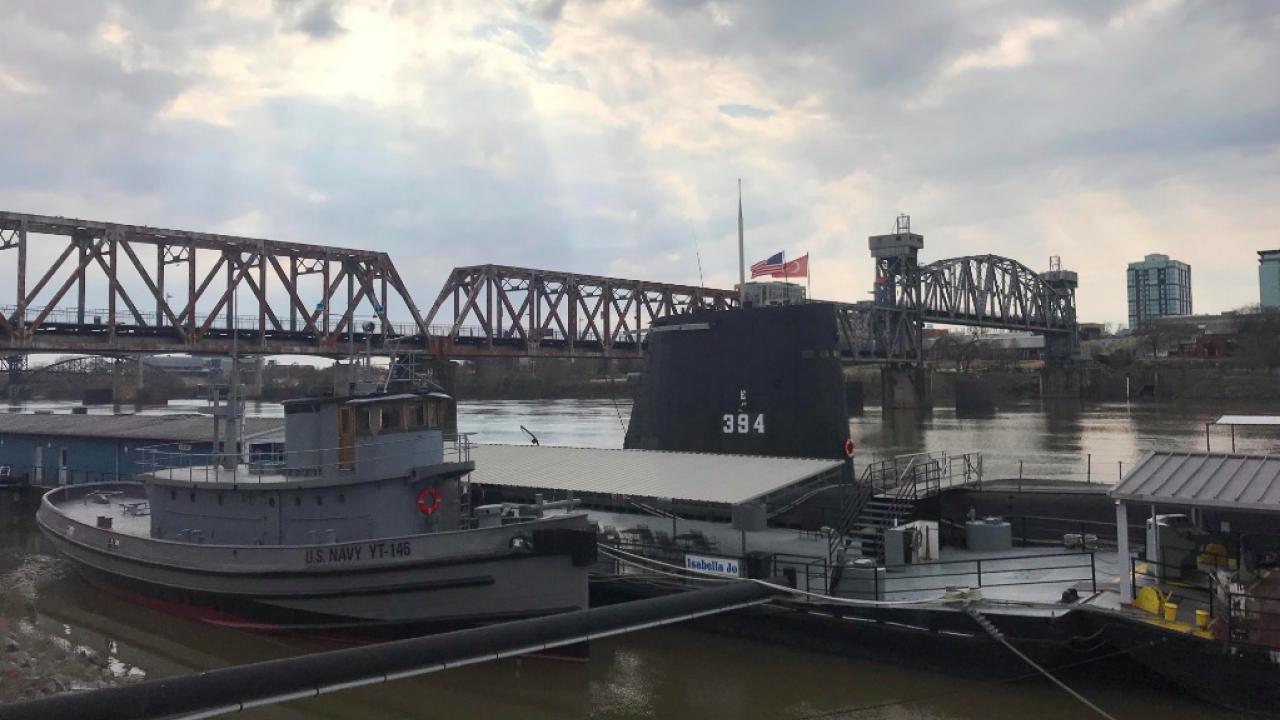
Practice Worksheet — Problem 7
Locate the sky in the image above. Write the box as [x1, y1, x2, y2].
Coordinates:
[1, 0, 1277, 327]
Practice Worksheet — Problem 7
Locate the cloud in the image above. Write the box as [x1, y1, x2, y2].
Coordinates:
[718, 104, 774, 119]
[0, 0, 1275, 328]
[942, 18, 1066, 78]
[274, 0, 345, 39]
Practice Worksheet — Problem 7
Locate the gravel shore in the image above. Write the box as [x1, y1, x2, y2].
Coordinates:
[0, 555, 143, 703]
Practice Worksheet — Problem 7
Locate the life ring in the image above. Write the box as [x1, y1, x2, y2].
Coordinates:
[843, 438, 856, 458]
[416, 486, 442, 515]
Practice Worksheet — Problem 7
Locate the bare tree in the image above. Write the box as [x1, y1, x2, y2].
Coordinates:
[1235, 307, 1280, 368]
[1134, 318, 1196, 358]
[929, 332, 985, 372]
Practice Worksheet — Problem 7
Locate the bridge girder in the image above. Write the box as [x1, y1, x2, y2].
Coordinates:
[918, 254, 1076, 333]
[835, 302, 923, 364]
[1, 211, 1079, 366]
[423, 264, 738, 359]
[0, 211, 430, 356]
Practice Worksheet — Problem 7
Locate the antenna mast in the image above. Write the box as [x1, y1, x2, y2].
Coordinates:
[737, 179, 746, 304]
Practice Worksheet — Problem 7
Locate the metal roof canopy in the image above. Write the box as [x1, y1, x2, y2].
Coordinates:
[1110, 451, 1280, 514]
[1214, 415, 1280, 426]
[469, 444, 844, 507]
[0, 413, 283, 444]
[1205, 415, 1280, 452]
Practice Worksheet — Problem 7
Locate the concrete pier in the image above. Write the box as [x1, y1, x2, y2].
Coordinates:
[954, 375, 995, 417]
[880, 366, 930, 410]
[250, 356, 265, 399]
[845, 381, 865, 416]
[1040, 367, 1081, 399]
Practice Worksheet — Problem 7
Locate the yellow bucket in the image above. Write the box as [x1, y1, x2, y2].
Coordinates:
[1195, 609, 1210, 629]
[1163, 602, 1179, 622]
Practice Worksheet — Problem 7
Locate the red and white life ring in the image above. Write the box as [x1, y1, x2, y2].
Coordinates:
[843, 438, 856, 458]
[416, 486, 442, 515]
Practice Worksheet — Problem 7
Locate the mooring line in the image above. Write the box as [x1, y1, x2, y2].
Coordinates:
[964, 606, 1118, 720]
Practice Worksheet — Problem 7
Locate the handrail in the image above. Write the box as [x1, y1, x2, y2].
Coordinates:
[137, 433, 474, 484]
[767, 483, 844, 519]
[138, 432, 473, 464]
[609, 539, 1096, 599]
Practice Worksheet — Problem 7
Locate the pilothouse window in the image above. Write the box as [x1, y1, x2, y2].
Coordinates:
[409, 403, 427, 429]
[381, 406, 403, 433]
[428, 399, 445, 430]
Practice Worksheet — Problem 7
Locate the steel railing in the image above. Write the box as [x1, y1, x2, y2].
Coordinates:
[603, 540, 1097, 600]
[136, 433, 473, 484]
[0, 304, 644, 346]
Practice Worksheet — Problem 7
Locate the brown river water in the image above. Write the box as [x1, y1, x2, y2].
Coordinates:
[3, 398, 1275, 718]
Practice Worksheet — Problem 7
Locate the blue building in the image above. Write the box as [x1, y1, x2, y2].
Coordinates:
[1260, 250, 1280, 309]
[0, 414, 283, 486]
[1127, 253, 1192, 329]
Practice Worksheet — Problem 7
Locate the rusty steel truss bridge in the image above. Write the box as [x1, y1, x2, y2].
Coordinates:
[0, 211, 1077, 364]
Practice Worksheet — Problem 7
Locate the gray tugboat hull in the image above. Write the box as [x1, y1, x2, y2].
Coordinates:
[38, 484, 594, 634]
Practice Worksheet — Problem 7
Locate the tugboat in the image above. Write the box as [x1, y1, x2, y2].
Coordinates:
[36, 385, 596, 635]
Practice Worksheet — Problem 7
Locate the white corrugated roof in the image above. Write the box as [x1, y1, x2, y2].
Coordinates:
[469, 444, 843, 506]
[1111, 451, 1280, 513]
[0, 413, 283, 443]
[1215, 415, 1280, 426]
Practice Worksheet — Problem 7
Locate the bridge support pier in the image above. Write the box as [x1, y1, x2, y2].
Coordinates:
[4, 355, 24, 403]
[1039, 367, 1081, 399]
[880, 365, 930, 410]
[845, 381, 865, 416]
[954, 374, 995, 417]
[250, 356, 265, 400]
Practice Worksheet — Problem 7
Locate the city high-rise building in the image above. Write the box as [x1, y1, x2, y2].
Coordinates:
[1127, 253, 1192, 329]
[1260, 250, 1280, 309]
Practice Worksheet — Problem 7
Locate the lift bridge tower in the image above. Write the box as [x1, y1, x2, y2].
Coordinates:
[1041, 255, 1080, 395]
[869, 214, 930, 409]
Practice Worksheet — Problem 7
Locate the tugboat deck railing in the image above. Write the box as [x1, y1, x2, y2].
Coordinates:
[137, 433, 474, 485]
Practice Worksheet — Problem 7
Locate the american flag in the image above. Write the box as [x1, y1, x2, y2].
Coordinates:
[750, 251, 784, 278]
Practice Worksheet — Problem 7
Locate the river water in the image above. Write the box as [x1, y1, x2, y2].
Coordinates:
[3, 398, 1274, 718]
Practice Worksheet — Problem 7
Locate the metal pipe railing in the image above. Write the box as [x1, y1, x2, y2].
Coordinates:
[136, 433, 474, 485]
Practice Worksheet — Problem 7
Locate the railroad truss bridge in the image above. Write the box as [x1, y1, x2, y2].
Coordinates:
[0, 211, 1076, 370]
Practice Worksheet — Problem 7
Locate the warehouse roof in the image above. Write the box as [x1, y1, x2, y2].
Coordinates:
[0, 413, 283, 443]
[1111, 451, 1280, 514]
[468, 444, 844, 506]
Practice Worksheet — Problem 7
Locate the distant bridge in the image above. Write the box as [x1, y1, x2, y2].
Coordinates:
[0, 212, 734, 360]
[422, 264, 737, 358]
[1, 211, 1076, 365]
[838, 217, 1078, 366]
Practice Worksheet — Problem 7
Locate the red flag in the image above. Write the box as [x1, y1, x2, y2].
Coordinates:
[770, 253, 808, 278]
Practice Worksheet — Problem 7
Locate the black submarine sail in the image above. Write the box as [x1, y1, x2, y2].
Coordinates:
[624, 301, 853, 462]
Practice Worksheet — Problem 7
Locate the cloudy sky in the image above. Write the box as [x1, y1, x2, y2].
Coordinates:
[2, 0, 1277, 326]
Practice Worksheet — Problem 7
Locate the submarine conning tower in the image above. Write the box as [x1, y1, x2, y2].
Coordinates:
[624, 302, 853, 465]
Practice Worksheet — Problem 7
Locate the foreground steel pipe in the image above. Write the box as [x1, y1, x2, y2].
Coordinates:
[1, 582, 774, 720]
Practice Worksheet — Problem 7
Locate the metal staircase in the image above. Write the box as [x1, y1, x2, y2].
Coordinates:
[827, 451, 982, 563]
[827, 479, 874, 562]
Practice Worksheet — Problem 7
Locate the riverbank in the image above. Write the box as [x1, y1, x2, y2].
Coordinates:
[0, 555, 142, 702]
[846, 361, 1280, 407]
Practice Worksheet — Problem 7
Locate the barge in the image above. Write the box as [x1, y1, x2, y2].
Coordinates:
[473, 300, 1280, 715]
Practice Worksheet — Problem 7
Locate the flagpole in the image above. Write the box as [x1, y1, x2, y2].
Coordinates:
[737, 179, 745, 305]
[806, 251, 811, 302]
[782, 250, 789, 298]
